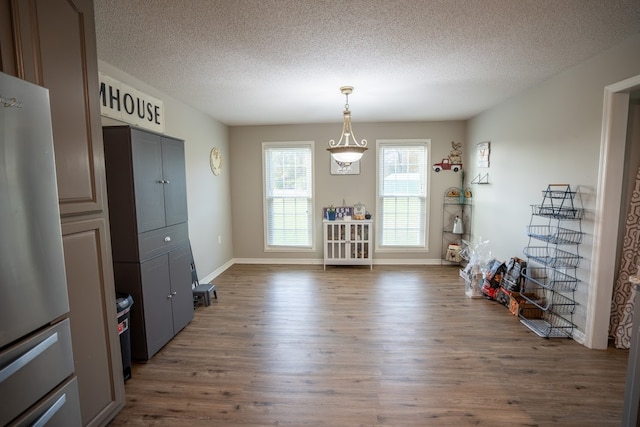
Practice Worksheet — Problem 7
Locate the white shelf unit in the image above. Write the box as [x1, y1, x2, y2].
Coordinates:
[323, 220, 373, 270]
[520, 184, 583, 338]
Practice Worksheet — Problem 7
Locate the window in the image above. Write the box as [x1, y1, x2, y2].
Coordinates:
[263, 142, 314, 249]
[376, 140, 430, 249]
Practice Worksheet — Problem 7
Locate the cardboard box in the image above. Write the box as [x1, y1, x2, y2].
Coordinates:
[509, 292, 544, 318]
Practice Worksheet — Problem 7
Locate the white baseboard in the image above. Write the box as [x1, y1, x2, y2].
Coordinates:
[572, 328, 586, 344]
[199, 258, 235, 284]
[233, 257, 445, 266]
[203, 257, 446, 281]
[233, 258, 322, 265]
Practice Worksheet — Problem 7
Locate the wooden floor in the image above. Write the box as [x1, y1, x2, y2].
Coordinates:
[108, 264, 630, 426]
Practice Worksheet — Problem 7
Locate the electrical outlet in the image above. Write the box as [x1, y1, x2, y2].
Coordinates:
[218, 235, 222, 244]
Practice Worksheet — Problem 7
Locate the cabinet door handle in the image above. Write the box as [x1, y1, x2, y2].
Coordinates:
[164, 179, 170, 184]
[171, 291, 177, 296]
[167, 294, 173, 299]
[164, 236, 171, 242]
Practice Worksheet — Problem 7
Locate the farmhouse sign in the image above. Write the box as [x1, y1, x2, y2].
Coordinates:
[98, 72, 164, 133]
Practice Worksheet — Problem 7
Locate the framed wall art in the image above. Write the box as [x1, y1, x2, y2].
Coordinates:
[330, 157, 360, 175]
[477, 141, 490, 168]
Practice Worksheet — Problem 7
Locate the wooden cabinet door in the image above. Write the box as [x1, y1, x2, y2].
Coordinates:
[0, 0, 105, 214]
[62, 218, 124, 426]
[35, 0, 106, 216]
[162, 137, 189, 227]
[132, 129, 166, 233]
[140, 254, 174, 359]
[168, 245, 195, 334]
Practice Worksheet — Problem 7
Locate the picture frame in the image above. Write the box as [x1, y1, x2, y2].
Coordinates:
[477, 141, 490, 168]
[330, 157, 360, 175]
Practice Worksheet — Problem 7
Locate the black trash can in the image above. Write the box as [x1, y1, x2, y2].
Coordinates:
[116, 293, 134, 381]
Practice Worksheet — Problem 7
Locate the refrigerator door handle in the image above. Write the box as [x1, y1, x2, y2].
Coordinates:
[0, 333, 58, 382]
[31, 392, 66, 427]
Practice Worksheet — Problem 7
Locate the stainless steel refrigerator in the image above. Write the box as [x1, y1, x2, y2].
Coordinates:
[0, 72, 82, 425]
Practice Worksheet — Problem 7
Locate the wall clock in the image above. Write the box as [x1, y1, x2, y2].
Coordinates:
[210, 147, 222, 175]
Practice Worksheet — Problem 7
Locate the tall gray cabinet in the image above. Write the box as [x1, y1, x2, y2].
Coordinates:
[103, 126, 193, 361]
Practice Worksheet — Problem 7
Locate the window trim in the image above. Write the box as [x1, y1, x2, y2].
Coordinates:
[262, 141, 316, 252]
[375, 139, 431, 252]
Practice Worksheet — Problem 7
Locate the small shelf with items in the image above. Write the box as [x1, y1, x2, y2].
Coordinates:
[442, 187, 472, 263]
[323, 220, 373, 270]
[520, 184, 583, 338]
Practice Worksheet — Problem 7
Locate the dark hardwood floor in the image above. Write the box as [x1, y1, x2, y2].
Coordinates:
[108, 264, 629, 426]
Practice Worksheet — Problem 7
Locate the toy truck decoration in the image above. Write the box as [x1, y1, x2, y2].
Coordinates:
[432, 158, 462, 172]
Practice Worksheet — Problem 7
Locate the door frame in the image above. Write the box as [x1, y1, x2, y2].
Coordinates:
[586, 74, 640, 349]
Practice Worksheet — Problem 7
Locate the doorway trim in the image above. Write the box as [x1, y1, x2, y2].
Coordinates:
[586, 74, 640, 349]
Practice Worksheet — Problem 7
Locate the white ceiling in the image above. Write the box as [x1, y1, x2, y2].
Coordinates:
[94, 0, 640, 126]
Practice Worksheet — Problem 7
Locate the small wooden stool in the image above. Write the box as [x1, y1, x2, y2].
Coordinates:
[193, 284, 217, 307]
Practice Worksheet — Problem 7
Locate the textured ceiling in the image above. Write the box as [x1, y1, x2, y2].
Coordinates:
[94, 0, 640, 126]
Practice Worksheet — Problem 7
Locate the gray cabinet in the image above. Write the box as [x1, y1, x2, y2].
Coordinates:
[139, 245, 193, 358]
[130, 129, 188, 233]
[103, 126, 193, 360]
[105, 126, 188, 242]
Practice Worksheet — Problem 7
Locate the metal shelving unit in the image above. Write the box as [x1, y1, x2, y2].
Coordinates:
[441, 187, 472, 263]
[520, 184, 583, 338]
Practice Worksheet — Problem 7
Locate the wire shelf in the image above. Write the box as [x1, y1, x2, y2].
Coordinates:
[521, 185, 580, 339]
[526, 225, 583, 245]
[542, 189, 577, 200]
[519, 285, 576, 314]
[520, 312, 574, 338]
[531, 205, 583, 220]
[523, 246, 581, 268]
[522, 266, 579, 292]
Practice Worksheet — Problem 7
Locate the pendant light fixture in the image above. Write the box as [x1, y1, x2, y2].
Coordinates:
[327, 86, 367, 167]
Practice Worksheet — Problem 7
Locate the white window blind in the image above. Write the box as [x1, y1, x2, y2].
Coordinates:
[263, 143, 313, 248]
[377, 141, 429, 248]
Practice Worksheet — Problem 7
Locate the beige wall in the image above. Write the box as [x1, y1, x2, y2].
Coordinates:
[98, 60, 232, 282]
[466, 33, 640, 340]
[229, 121, 466, 263]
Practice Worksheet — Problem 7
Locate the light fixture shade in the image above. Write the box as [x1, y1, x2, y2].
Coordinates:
[327, 86, 367, 165]
[327, 146, 367, 164]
